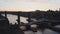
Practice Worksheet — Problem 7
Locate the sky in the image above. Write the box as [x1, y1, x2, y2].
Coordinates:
[0, 0, 60, 11]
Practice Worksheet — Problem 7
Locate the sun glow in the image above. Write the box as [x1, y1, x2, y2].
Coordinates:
[0, 0, 60, 12]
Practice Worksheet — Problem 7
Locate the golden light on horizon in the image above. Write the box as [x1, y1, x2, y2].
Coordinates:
[0, 0, 60, 12]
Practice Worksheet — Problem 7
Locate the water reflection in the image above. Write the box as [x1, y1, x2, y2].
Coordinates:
[24, 29, 59, 34]
[2, 14, 28, 24]
[1, 14, 60, 34]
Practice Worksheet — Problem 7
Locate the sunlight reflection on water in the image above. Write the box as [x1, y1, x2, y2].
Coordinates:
[2, 14, 28, 24]
[2, 14, 60, 34]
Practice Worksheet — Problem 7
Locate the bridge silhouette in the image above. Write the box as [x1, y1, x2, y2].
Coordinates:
[0, 10, 60, 34]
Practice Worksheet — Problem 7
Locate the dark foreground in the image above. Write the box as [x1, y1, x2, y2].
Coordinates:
[0, 11, 60, 34]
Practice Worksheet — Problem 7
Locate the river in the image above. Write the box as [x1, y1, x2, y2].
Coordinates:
[2, 14, 60, 34]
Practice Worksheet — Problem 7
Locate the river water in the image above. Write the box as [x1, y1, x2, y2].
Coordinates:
[2, 14, 60, 34]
